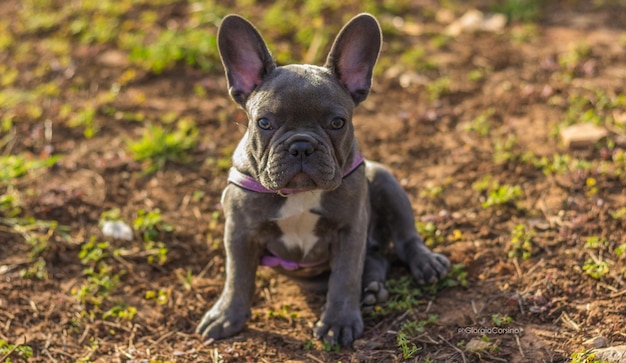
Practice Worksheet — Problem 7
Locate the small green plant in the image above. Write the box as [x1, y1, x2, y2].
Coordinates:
[396, 315, 437, 359]
[582, 258, 609, 280]
[133, 208, 173, 242]
[0, 339, 33, 362]
[397, 332, 421, 359]
[426, 76, 451, 101]
[610, 207, 626, 220]
[509, 224, 534, 260]
[493, 135, 518, 164]
[0, 154, 60, 184]
[473, 176, 523, 209]
[67, 105, 98, 138]
[127, 118, 198, 173]
[375, 276, 423, 316]
[133, 209, 172, 265]
[419, 184, 444, 199]
[440, 263, 468, 288]
[266, 305, 299, 321]
[416, 221, 444, 247]
[486, 184, 523, 208]
[72, 262, 120, 306]
[464, 108, 495, 137]
[321, 342, 341, 352]
[615, 243, 626, 258]
[79, 239, 110, 264]
[467, 69, 485, 82]
[570, 348, 610, 363]
[492, 0, 542, 22]
[102, 303, 137, 321]
[145, 289, 170, 305]
[584, 236, 607, 250]
[491, 314, 513, 327]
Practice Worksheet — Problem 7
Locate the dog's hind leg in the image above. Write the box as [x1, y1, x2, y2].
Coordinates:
[365, 161, 450, 288]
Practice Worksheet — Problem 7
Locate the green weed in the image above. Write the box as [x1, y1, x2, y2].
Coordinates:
[492, 0, 542, 22]
[472, 176, 523, 209]
[464, 108, 495, 137]
[419, 184, 444, 200]
[582, 258, 609, 280]
[584, 236, 607, 250]
[483, 184, 523, 208]
[127, 119, 199, 173]
[0, 339, 33, 362]
[133, 209, 172, 265]
[416, 221, 444, 247]
[145, 289, 170, 305]
[396, 315, 437, 359]
[0, 154, 60, 184]
[102, 303, 137, 321]
[570, 348, 610, 363]
[72, 261, 120, 306]
[491, 313, 512, 327]
[493, 135, 518, 164]
[509, 224, 534, 260]
[266, 305, 299, 321]
[426, 76, 451, 101]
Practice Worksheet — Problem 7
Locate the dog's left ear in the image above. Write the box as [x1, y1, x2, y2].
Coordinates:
[325, 13, 382, 105]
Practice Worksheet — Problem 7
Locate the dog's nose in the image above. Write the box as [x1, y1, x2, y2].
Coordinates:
[289, 140, 315, 157]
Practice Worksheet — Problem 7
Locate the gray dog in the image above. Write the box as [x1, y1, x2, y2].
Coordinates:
[197, 13, 451, 347]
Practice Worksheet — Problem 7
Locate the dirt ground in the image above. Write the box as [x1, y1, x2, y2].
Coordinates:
[1, 1, 626, 362]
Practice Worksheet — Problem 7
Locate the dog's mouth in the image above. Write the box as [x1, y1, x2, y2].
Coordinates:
[283, 172, 319, 190]
[263, 157, 340, 192]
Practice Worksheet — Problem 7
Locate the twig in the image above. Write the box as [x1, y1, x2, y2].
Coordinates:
[438, 334, 467, 363]
[515, 334, 525, 358]
[512, 257, 523, 279]
[609, 289, 626, 298]
[305, 353, 325, 363]
[560, 312, 580, 331]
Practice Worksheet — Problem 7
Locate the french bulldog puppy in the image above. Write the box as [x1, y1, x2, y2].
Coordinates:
[197, 13, 451, 346]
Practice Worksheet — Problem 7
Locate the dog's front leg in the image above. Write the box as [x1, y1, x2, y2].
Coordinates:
[197, 216, 260, 340]
[314, 209, 368, 346]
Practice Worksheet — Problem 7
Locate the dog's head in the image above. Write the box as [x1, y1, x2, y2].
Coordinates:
[217, 14, 381, 192]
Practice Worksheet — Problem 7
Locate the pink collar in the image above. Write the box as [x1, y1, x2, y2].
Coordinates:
[228, 151, 365, 196]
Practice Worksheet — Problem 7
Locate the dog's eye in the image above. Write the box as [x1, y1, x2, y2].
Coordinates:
[329, 117, 345, 130]
[256, 118, 272, 130]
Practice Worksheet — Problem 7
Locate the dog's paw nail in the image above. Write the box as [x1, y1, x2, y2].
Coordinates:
[365, 281, 380, 292]
[362, 293, 377, 305]
[377, 288, 389, 302]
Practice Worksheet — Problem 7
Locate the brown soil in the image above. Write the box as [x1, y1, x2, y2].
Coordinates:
[1, 2, 626, 363]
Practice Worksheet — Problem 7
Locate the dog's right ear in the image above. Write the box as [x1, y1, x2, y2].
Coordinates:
[217, 15, 276, 105]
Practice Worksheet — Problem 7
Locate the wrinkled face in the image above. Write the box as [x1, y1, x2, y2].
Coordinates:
[244, 64, 356, 191]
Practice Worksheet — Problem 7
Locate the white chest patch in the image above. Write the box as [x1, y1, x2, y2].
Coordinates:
[275, 191, 322, 256]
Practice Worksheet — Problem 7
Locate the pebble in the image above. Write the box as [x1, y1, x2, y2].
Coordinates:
[101, 220, 134, 241]
[560, 123, 608, 149]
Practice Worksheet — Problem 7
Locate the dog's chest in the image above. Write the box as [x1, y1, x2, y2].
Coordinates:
[275, 191, 322, 255]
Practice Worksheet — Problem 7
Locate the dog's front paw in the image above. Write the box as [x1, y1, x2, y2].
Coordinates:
[409, 248, 451, 285]
[314, 309, 363, 346]
[196, 304, 250, 340]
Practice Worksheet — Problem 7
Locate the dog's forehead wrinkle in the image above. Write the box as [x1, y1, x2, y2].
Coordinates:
[247, 66, 354, 122]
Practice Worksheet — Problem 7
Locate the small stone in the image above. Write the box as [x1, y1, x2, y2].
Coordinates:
[446, 9, 484, 36]
[97, 49, 129, 67]
[583, 336, 609, 349]
[102, 220, 134, 241]
[591, 345, 626, 362]
[481, 13, 507, 32]
[466, 337, 494, 352]
[560, 123, 608, 149]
